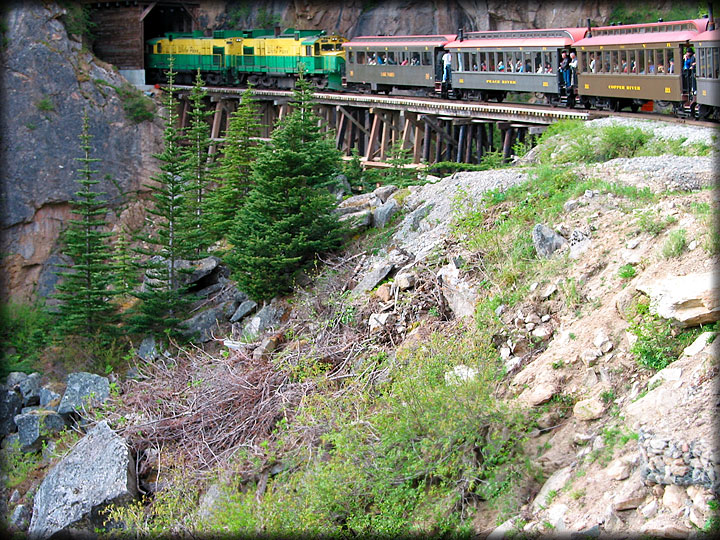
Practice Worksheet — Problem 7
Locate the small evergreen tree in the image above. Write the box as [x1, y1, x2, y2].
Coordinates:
[131, 61, 193, 335]
[204, 86, 262, 240]
[53, 109, 118, 338]
[227, 74, 344, 301]
[181, 69, 214, 255]
[383, 139, 415, 187]
[112, 227, 138, 295]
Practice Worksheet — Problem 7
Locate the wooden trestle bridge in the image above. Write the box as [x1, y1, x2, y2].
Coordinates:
[175, 87, 592, 167]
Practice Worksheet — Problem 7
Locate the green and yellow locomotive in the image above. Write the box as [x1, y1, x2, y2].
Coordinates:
[145, 28, 347, 90]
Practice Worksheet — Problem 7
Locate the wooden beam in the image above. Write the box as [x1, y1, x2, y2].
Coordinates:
[336, 106, 370, 137]
[139, 2, 156, 21]
[419, 114, 457, 148]
[365, 113, 381, 161]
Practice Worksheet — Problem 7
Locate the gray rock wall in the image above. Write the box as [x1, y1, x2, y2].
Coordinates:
[0, 1, 162, 302]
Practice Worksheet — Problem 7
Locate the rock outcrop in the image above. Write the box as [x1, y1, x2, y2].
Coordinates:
[28, 420, 137, 539]
[0, 1, 162, 302]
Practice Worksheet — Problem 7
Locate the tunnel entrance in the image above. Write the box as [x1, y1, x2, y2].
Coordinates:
[84, 1, 197, 84]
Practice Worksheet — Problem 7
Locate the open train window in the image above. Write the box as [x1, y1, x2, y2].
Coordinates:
[422, 52, 431, 65]
[713, 48, 719, 78]
[348, 51, 354, 63]
[357, 51, 365, 64]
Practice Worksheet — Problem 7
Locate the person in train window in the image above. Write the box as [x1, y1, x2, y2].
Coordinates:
[400, 58, 408, 66]
[648, 61, 655, 73]
[589, 53, 596, 73]
[480, 61, 487, 71]
[368, 54, 377, 65]
[377, 53, 385, 64]
[516, 59, 524, 72]
[497, 59, 505, 71]
[668, 58, 675, 73]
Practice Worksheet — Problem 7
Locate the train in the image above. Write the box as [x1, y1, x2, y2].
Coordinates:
[144, 16, 720, 120]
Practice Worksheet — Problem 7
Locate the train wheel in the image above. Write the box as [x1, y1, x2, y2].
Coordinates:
[611, 99, 621, 112]
[206, 72, 221, 85]
[697, 104, 711, 120]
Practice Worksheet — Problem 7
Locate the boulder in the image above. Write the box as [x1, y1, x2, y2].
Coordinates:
[636, 272, 720, 327]
[336, 193, 380, 216]
[486, 516, 519, 540]
[395, 272, 417, 290]
[532, 224, 567, 258]
[14, 409, 66, 451]
[531, 465, 573, 512]
[177, 256, 221, 287]
[181, 304, 229, 343]
[28, 421, 137, 540]
[39, 382, 64, 409]
[375, 283, 393, 302]
[339, 209, 373, 233]
[0, 385, 23, 436]
[136, 335, 160, 361]
[230, 300, 257, 323]
[368, 312, 393, 332]
[612, 470, 648, 511]
[6, 372, 28, 388]
[57, 372, 110, 416]
[640, 515, 691, 537]
[242, 304, 284, 340]
[373, 184, 398, 203]
[573, 396, 606, 421]
[373, 198, 399, 229]
[353, 263, 394, 295]
[9, 503, 31, 531]
[437, 263, 478, 318]
[252, 334, 281, 361]
[18, 372, 42, 406]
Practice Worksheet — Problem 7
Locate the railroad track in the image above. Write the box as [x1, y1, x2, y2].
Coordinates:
[180, 85, 719, 127]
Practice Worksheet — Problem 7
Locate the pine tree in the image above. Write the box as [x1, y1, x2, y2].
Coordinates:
[131, 61, 193, 335]
[227, 74, 344, 301]
[111, 227, 138, 295]
[180, 69, 214, 255]
[53, 109, 118, 338]
[204, 85, 262, 240]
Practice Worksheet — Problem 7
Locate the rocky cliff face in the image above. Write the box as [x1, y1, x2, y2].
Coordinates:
[0, 1, 162, 302]
[197, 0, 628, 36]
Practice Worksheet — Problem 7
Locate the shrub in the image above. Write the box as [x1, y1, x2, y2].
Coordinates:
[662, 229, 687, 259]
[618, 264, 636, 279]
[597, 125, 650, 160]
[0, 302, 55, 378]
[635, 210, 676, 236]
[117, 86, 154, 123]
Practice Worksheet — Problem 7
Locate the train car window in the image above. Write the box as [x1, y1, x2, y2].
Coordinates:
[580, 51, 587, 73]
[411, 52, 420, 65]
[611, 51, 619, 72]
[348, 51, 354, 63]
[357, 51, 365, 64]
[244, 46, 254, 55]
[479, 52, 487, 70]
[386, 51, 396, 64]
[461, 52, 469, 71]
[156, 43, 162, 53]
[637, 50, 645, 74]
[646, 50, 654, 74]
[699, 48, 706, 77]
[305, 45, 312, 56]
[488, 52, 496, 71]
[654, 49, 665, 73]
[523, 51, 531, 73]
[667, 52, 674, 73]
[713, 48, 719, 78]
[471, 53, 478, 71]
[533, 52, 541, 72]
[335, 44, 343, 50]
[422, 52, 431, 65]
[314, 44, 320, 55]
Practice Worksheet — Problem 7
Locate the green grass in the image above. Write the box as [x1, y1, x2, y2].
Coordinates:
[36, 96, 55, 113]
[635, 210, 677, 236]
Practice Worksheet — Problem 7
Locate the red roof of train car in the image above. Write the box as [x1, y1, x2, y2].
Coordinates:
[574, 19, 709, 47]
[692, 28, 720, 43]
[445, 28, 587, 49]
[343, 35, 456, 48]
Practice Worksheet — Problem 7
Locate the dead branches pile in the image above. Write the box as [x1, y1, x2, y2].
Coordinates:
[117, 347, 309, 472]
